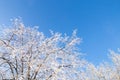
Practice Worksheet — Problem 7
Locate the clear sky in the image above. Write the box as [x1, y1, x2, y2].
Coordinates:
[0, 0, 120, 65]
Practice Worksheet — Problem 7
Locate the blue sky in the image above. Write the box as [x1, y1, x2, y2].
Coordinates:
[0, 0, 120, 65]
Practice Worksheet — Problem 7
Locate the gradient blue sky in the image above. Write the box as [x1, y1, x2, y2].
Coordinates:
[0, 0, 120, 65]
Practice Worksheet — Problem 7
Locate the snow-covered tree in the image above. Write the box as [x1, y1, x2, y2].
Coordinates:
[82, 50, 120, 80]
[0, 19, 86, 80]
[1, 18, 120, 80]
